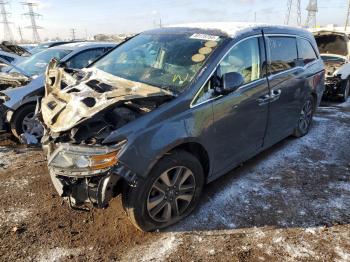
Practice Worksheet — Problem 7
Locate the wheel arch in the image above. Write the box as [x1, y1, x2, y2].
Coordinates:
[145, 140, 211, 182]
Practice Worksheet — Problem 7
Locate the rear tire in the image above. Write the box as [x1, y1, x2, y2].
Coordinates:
[293, 95, 314, 138]
[122, 150, 204, 232]
[340, 79, 349, 102]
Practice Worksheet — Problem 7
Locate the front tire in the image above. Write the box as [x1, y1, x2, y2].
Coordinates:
[293, 95, 314, 138]
[10, 104, 43, 140]
[122, 150, 204, 231]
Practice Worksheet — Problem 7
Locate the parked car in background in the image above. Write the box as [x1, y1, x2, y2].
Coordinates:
[0, 41, 31, 65]
[40, 23, 325, 231]
[29, 41, 79, 55]
[0, 42, 116, 140]
[19, 44, 38, 52]
[312, 30, 350, 102]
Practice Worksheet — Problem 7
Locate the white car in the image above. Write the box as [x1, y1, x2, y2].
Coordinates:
[312, 30, 350, 102]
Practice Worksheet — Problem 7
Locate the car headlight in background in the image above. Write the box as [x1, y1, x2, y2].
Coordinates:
[48, 141, 126, 173]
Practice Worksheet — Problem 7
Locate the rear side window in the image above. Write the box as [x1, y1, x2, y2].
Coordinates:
[267, 37, 298, 74]
[297, 38, 318, 65]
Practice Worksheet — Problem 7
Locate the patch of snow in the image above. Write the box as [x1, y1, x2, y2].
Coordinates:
[334, 246, 350, 262]
[121, 233, 182, 262]
[0, 207, 31, 226]
[37, 247, 82, 262]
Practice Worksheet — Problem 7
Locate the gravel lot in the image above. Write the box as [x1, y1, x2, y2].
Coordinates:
[0, 100, 349, 261]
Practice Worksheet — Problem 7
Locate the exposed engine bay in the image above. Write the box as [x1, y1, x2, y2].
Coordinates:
[42, 59, 174, 136]
[314, 31, 350, 97]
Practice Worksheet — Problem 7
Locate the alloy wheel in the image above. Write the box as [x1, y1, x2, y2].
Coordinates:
[147, 166, 196, 223]
[22, 112, 44, 138]
[298, 99, 313, 134]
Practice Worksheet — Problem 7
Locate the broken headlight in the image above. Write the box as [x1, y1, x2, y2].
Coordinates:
[48, 141, 126, 172]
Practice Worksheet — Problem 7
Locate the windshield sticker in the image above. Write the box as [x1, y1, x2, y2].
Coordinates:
[190, 34, 220, 41]
[205, 40, 218, 48]
[199, 47, 212, 55]
[192, 54, 206, 63]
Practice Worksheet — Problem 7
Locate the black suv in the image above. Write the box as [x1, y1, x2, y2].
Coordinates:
[40, 23, 325, 231]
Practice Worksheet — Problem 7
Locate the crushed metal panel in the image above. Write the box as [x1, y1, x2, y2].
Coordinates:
[42, 59, 174, 133]
[0, 72, 29, 91]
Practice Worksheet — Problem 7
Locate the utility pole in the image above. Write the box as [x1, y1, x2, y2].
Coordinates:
[22, 2, 42, 43]
[305, 0, 318, 28]
[18, 26, 24, 43]
[0, 0, 13, 42]
[285, 0, 302, 26]
[70, 28, 76, 40]
[345, 0, 350, 31]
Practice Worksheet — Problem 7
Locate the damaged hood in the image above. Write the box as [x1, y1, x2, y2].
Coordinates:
[0, 71, 30, 91]
[314, 31, 349, 58]
[0, 60, 30, 90]
[41, 60, 174, 133]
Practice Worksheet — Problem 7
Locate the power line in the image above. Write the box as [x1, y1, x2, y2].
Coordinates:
[285, 0, 301, 26]
[0, 0, 13, 42]
[70, 28, 76, 40]
[346, 0, 350, 31]
[305, 0, 318, 28]
[18, 26, 24, 43]
[21, 1, 42, 43]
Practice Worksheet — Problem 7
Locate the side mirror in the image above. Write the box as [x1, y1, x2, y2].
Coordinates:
[218, 72, 244, 95]
[58, 61, 67, 68]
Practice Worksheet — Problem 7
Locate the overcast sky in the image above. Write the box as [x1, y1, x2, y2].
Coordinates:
[2, 0, 348, 41]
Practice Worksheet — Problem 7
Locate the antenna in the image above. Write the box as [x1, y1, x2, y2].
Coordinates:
[285, 0, 302, 26]
[305, 0, 318, 28]
[21, 1, 42, 43]
[0, 0, 13, 42]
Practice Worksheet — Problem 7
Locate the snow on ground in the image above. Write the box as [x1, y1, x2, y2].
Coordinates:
[37, 247, 82, 262]
[169, 102, 350, 233]
[121, 233, 183, 262]
[0, 207, 31, 227]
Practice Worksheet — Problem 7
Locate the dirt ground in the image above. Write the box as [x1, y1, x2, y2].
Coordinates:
[0, 100, 349, 262]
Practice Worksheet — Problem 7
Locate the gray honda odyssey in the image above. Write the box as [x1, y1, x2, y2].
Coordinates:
[40, 22, 325, 231]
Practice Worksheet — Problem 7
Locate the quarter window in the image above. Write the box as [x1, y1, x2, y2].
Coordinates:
[268, 37, 298, 74]
[297, 38, 318, 65]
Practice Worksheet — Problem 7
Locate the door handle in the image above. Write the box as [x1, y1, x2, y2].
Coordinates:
[270, 89, 282, 102]
[257, 94, 270, 106]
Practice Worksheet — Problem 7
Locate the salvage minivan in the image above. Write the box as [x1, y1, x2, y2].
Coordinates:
[41, 23, 325, 231]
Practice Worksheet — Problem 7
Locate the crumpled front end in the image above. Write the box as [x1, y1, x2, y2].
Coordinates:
[44, 142, 126, 208]
[0, 72, 30, 91]
[41, 59, 174, 208]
